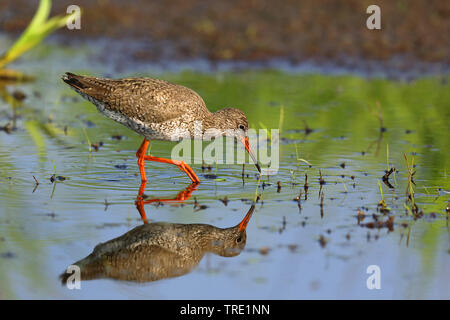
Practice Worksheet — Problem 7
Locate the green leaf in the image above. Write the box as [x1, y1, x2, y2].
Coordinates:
[0, 0, 81, 69]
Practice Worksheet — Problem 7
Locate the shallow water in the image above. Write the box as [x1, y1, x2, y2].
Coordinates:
[0, 38, 449, 299]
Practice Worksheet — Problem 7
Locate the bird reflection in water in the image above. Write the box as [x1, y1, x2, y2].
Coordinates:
[60, 181, 254, 284]
[135, 180, 200, 223]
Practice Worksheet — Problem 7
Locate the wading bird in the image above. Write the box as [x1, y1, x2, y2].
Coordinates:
[62, 73, 261, 183]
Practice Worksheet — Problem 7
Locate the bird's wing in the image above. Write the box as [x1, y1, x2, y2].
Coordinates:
[62, 72, 209, 123]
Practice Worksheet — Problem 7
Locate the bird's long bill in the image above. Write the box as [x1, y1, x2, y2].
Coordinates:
[241, 136, 261, 173]
[238, 204, 255, 231]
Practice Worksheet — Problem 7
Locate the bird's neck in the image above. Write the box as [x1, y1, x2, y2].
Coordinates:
[202, 110, 220, 130]
[199, 109, 232, 138]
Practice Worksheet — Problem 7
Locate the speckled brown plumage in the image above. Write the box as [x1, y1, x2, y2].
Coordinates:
[60, 205, 254, 283]
[62, 72, 249, 141]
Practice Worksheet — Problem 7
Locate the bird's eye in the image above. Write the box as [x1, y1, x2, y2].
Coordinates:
[236, 236, 242, 243]
[238, 125, 245, 131]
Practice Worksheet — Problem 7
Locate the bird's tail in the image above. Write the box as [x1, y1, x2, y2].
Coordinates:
[59, 255, 105, 286]
[61, 72, 109, 103]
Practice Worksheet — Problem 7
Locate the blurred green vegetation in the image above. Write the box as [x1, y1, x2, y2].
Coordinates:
[0, 0, 80, 80]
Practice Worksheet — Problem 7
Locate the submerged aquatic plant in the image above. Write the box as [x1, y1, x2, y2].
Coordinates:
[0, 0, 80, 80]
[404, 153, 418, 214]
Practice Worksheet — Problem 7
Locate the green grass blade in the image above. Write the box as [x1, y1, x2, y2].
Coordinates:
[0, 0, 80, 69]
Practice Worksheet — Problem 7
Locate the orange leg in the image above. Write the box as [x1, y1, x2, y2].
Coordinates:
[136, 180, 199, 224]
[136, 139, 150, 182]
[136, 138, 200, 184]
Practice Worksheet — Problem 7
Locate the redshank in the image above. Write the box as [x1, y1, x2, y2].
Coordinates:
[62, 72, 261, 183]
[60, 204, 254, 283]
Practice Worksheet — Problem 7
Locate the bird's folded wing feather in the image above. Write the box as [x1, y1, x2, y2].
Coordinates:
[65, 74, 209, 123]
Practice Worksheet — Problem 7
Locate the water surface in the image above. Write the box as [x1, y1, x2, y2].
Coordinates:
[0, 38, 449, 299]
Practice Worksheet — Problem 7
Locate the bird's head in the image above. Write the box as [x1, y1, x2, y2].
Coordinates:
[205, 108, 261, 173]
[208, 204, 254, 257]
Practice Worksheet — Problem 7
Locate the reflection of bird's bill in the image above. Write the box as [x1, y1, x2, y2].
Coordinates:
[238, 204, 255, 231]
[241, 136, 261, 173]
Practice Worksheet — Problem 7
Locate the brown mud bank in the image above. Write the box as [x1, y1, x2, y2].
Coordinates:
[1, 0, 449, 66]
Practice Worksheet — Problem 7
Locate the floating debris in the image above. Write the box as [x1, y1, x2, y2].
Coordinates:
[12, 90, 26, 101]
[357, 208, 365, 224]
[0, 123, 12, 134]
[219, 196, 229, 206]
[91, 141, 104, 152]
[377, 200, 390, 214]
[361, 216, 394, 232]
[194, 205, 208, 212]
[382, 167, 395, 188]
[193, 197, 208, 211]
[200, 162, 212, 172]
[293, 190, 302, 202]
[262, 182, 272, 190]
[293, 190, 302, 212]
[259, 247, 270, 255]
[50, 175, 66, 183]
[319, 170, 325, 185]
[318, 235, 328, 248]
[111, 134, 124, 140]
[413, 210, 424, 221]
[277, 181, 282, 193]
